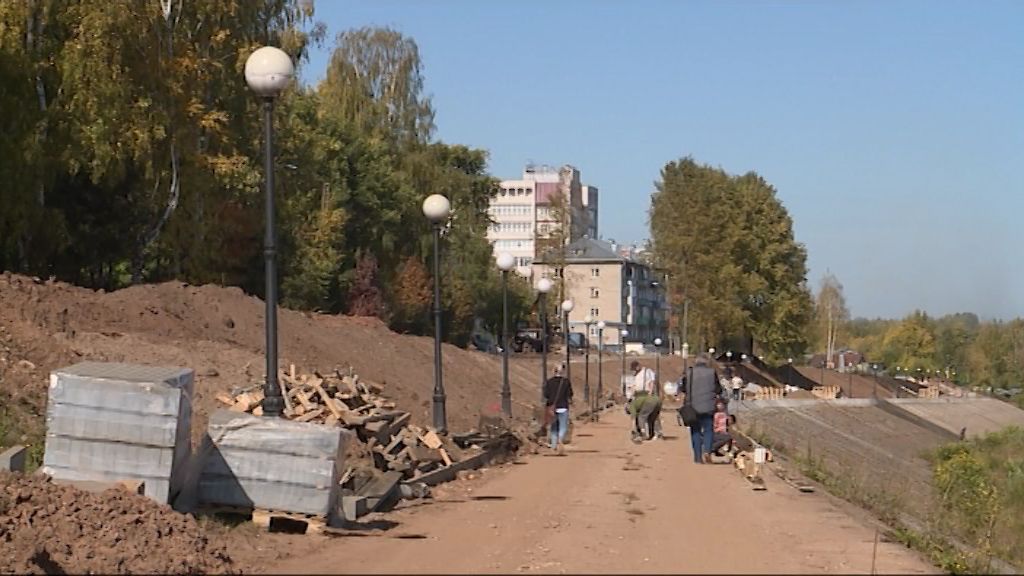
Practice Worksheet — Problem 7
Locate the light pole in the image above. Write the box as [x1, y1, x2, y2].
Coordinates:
[726, 350, 733, 364]
[597, 321, 606, 413]
[245, 46, 294, 418]
[787, 358, 794, 388]
[562, 299, 575, 389]
[682, 341, 690, 381]
[872, 364, 879, 398]
[496, 252, 515, 418]
[654, 338, 663, 398]
[583, 314, 593, 407]
[537, 278, 553, 405]
[620, 329, 629, 399]
[423, 194, 452, 433]
[709, 347, 716, 366]
[847, 365, 853, 398]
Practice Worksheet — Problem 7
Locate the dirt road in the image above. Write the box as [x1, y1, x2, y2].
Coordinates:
[267, 413, 936, 575]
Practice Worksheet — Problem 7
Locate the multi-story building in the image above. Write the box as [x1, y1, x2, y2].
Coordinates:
[487, 164, 597, 275]
[532, 237, 668, 349]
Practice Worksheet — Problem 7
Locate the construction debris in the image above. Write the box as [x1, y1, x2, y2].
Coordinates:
[222, 365, 521, 521]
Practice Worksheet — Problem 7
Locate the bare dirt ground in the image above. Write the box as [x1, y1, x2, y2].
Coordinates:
[266, 416, 936, 575]
[0, 273, 553, 448]
[795, 366, 893, 399]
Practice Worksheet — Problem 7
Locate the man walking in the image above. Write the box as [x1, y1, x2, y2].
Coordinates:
[543, 364, 574, 455]
[683, 355, 723, 463]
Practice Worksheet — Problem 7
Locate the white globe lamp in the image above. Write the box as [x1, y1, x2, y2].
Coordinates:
[244, 46, 294, 98]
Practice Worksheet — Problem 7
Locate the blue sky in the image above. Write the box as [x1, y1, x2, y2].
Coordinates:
[301, 0, 1023, 320]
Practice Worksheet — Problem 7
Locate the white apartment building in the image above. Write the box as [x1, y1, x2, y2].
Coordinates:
[487, 164, 598, 276]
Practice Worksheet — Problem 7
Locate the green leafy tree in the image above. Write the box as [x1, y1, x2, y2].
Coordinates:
[650, 157, 811, 361]
[880, 311, 937, 371]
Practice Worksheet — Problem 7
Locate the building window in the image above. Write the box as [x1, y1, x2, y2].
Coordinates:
[591, 267, 600, 277]
[590, 288, 600, 298]
[590, 307, 599, 317]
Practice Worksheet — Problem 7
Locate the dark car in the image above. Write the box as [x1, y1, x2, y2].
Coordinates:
[512, 328, 545, 353]
[566, 332, 588, 353]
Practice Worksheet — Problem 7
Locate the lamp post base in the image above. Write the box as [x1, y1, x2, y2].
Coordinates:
[433, 392, 448, 435]
[262, 394, 285, 418]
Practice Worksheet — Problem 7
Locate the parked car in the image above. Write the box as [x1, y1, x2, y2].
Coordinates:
[512, 328, 545, 353]
[566, 332, 589, 353]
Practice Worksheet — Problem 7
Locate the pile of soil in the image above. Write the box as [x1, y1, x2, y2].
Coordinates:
[0, 471, 237, 574]
[0, 272, 547, 447]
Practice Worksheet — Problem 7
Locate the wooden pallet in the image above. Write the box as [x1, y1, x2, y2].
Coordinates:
[200, 505, 327, 535]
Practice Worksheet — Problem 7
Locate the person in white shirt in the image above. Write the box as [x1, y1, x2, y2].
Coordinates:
[731, 373, 744, 401]
[628, 360, 663, 441]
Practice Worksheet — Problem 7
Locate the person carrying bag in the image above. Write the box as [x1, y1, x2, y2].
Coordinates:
[543, 365, 574, 454]
[681, 356, 723, 463]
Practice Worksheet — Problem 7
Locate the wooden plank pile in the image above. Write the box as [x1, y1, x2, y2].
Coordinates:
[811, 385, 840, 400]
[217, 365, 519, 519]
[753, 387, 784, 400]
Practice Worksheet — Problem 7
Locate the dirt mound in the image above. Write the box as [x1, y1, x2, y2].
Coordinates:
[0, 471, 236, 575]
[0, 272, 546, 448]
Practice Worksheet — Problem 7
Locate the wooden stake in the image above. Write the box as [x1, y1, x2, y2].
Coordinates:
[871, 527, 879, 575]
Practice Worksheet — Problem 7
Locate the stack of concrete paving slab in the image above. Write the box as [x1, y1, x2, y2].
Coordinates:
[197, 410, 350, 519]
[41, 362, 194, 505]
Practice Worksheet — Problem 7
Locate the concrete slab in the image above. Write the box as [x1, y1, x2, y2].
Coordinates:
[340, 495, 368, 521]
[1, 445, 27, 472]
[42, 362, 193, 505]
[890, 397, 1024, 438]
[198, 410, 351, 517]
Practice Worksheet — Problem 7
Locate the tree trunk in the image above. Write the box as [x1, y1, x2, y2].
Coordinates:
[132, 145, 180, 284]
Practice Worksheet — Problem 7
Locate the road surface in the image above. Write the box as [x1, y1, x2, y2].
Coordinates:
[267, 411, 937, 574]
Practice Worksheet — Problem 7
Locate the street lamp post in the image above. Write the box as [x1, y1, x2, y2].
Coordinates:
[709, 347, 716, 366]
[726, 351, 733, 364]
[787, 358, 794, 388]
[537, 278, 553, 405]
[847, 366, 853, 398]
[562, 299, 575, 390]
[654, 338, 663, 397]
[245, 46, 294, 418]
[583, 314, 593, 407]
[682, 342, 690, 381]
[872, 364, 879, 398]
[496, 252, 515, 418]
[423, 194, 452, 433]
[597, 321, 606, 415]
[620, 329, 629, 398]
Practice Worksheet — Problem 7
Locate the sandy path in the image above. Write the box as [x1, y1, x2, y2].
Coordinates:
[266, 413, 937, 574]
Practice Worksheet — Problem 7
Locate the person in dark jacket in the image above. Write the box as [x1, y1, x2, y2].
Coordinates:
[543, 364, 574, 454]
[683, 355, 723, 463]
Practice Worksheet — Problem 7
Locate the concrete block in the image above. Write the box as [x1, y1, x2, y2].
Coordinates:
[357, 471, 402, 512]
[42, 362, 194, 505]
[340, 495, 368, 521]
[198, 410, 351, 517]
[1, 445, 27, 472]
